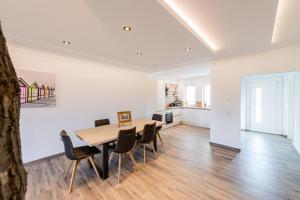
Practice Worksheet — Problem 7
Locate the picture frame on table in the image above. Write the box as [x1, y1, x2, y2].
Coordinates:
[117, 111, 132, 127]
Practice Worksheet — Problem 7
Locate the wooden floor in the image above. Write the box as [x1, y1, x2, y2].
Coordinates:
[25, 125, 300, 200]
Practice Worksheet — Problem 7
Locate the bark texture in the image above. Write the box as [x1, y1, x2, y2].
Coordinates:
[0, 23, 27, 199]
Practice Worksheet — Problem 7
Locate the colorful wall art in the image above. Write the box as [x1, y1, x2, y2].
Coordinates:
[16, 70, 56, 108]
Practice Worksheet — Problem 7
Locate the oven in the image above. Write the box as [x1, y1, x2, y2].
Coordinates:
[165, 112, 173, 124]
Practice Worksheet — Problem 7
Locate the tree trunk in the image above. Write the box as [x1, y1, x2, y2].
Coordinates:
[0, 23, 27, 199]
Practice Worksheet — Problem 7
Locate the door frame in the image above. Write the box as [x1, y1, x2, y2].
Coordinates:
[245, 74, 284, 135]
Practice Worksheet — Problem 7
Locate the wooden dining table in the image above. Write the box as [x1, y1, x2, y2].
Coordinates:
[75, 119, 164, 180]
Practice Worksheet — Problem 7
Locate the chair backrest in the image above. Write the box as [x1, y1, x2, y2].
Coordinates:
[141, 123, 156, 144]
[152, 114, 163, 122]
[60, 130, 76, 160]
[114, 127, 136, 154]
[95, 118, 110, 127]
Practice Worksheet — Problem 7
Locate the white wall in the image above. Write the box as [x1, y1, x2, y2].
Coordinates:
[211, 45, 300, 149]
[156, 80, 166, 111]
[8, 44, 157, 163]
[294, 72, 300, 153]
[150, 61, 211, 81]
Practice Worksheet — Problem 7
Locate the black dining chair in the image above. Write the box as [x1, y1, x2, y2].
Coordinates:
[108, 127, 137, 184]
[152, 114, 163, 146]
[60, 130, 101, 193]
[95, 118, 116, 150]
[137, 123, 157, 165]
[95, 118, 110, 127]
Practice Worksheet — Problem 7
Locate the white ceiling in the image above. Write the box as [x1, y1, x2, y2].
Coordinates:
[0, 0, 213, 71]
[0, 0, 299, 72]
[158, 0, 279, 57]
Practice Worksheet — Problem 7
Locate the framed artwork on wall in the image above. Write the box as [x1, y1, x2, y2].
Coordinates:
[16, 69, 56, 108]
[117, 111, 132, 127]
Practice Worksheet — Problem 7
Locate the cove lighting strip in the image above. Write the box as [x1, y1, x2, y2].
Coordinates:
[272, 0, 285, 43]
[158, 0, 217, 54]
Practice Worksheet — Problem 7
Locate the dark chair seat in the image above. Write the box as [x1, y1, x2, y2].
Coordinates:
[109, 127, 137, 184]
[94, 118, 116, 149]
[136, 134, 142, 140]
[95, 118, 110, 127]
[60, 130, 101, 193]
[135, 123, 157, 164]
[156, 125, 162, 132]
[73, 146, 101, 160]
[152, 114, 163, 146]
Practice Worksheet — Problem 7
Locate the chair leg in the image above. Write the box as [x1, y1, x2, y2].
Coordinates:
[64, 160, 73, 180]
[131, 141, 136, 154]
[88, 156, 100, 180]
[118, 154, 122, 184]
[109, 152, 114, 165]
[157, 132, 163, 146]
[127, 151, 137, 168]
[69, 160, 80, 193]
[151, 142, 157, 157]
[143, 145, 146, 165]
[87, 155, 94, 168]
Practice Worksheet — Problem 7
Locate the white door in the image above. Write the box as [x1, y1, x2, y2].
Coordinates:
[246, 77, 283, 134]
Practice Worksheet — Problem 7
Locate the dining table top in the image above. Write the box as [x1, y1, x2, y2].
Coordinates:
[75, 119, 164, 146]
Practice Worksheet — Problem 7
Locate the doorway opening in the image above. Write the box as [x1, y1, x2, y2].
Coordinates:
[243, 74, 284, 135]
[241, 72, 296, 140]
[240, 71, 300, 162]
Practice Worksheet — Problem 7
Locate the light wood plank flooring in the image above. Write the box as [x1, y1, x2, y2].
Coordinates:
[25, 125, 300, 200]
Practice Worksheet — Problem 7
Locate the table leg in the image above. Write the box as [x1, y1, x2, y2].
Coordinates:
[99, 142, 109, 180]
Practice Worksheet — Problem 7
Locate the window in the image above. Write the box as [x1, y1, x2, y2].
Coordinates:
[185, 85, 196, 106]
[203, 84, 211, 107]
[255, 87, 262, 123]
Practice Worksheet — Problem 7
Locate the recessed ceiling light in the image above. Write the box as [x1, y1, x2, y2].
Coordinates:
[62, 40, 71, 45]
[137, 52, 143, 55]
[184, 47, 191, 51]
[123, 26, 132, 31]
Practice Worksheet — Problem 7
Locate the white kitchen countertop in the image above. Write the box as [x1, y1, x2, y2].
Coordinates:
[156, 106, 211, 112]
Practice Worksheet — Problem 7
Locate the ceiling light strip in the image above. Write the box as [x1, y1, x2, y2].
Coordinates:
[271, 0, 282, 44]
[157, 0, 217, 54]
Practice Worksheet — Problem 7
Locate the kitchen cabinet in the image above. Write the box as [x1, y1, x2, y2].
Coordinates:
[181, 108, 210, 128]
[155, 107, 210, 129]
[156, 108, 181, 129]
[181, 109, 195, 124]
[172, 108, 181, 125]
